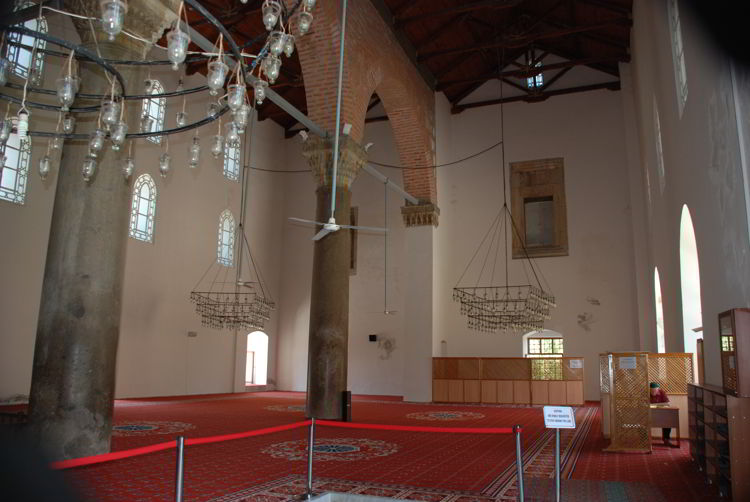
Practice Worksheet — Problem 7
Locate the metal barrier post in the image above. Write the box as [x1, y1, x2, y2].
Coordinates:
[304, 418, 316, 500]
[175, 436, 185, 502]
[513, 425, 524, 502]
[555, 427, 561, 502]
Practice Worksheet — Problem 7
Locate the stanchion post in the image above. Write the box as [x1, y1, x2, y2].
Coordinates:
[304, 418, 316, 500]
[175, 436, 185, 502]
[555, 427, 560, 502]
[513, 425, 524, 502]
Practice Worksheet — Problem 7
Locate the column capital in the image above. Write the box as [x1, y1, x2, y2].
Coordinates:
[302, 135, 368, 190]
[401, 201, 440, 228]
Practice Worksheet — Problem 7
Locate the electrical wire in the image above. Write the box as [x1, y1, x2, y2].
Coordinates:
[370, 140, 502, 170]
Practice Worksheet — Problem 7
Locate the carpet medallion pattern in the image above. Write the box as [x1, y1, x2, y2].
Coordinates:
[111, 420, 195, 436]
[405, 411, 486, 421]
[262, 437, 400, 462]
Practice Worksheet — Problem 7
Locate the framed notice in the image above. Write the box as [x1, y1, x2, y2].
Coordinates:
[619, 356, 636, 370]
[543, 406, 576, 429]
[569, 359, 583, 369]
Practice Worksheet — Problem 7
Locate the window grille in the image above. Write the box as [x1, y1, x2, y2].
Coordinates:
[142, 80, 166, 144]
[217, 209, 235, 266]
[223, 142, 240, 181]
[6, 1, 47, 85]
[0, 132, 31, 204]
[129, 174, 157, 242]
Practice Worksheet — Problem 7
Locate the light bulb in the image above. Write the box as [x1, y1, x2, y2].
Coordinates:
[159, 152, 171, 178]
[283, 34, 295, 57]
[189, 136, 200, 168]
[0, 119, 10, 142]
[253, 79, 268, 105]
[123, 156, 135, 179]
[62, 114, 76, 134]
[176, 111, 188, 128]
[111, 121, 128, 150]
[232, 103, 249, 133]
[206, 61, 228, 96]
[227, 84, 246, 110]
[38, 155, 51, 180]
[225, 122, 240, 146]
[0, 57, 10, 87]
[100, 0, 128, 41]
[56, 76, 79, 112]
[211, 134, 224, 159]
[82, 155, 97, 182]
[89, 129, 106, 156]
[298, 11, 313, 35]
[100, 99, 121, 129]
[207, 102, 219, 118]
[269, 31, 284, 57]
[166, 29, 190, 70]
[17, 111, 29, 138]
[262, 0, 281, 31]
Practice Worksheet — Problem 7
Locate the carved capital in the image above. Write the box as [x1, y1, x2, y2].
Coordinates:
[302, 135, 367, 190]
[401, 202, 440, 228]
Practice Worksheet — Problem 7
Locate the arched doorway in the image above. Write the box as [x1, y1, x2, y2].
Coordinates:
[246, 331, 268, 386]
[680, 205, 703, 376]
[654, 268, 666, 353]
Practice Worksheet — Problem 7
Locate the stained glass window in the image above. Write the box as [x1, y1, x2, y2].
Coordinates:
[6, 2, 47, 85]
[217, 209, 235, 266]
[0, 132, 31, 204]
[142, 80, 166, 144]
[129, 174, 157, 242]
[223, 142, 240, 181]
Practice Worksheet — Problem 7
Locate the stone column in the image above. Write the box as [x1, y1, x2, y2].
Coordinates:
[302, 135, 367, 419]
[27, 0, 175, 460]
[401, 203, 439, 402]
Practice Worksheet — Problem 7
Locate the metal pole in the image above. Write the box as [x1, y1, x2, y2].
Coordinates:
[305, 418, 316, 499]
[329, 0, 349, 219]
[555, 428, 561, 502]
[175, 436, 185, 502]
[514, 425, 524, 502]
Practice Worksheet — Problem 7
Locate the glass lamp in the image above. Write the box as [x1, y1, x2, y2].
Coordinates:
[207, 102, 220, 118]
[283, 34, 295, 57]
[227, 84, 246, 110]
[176, 111, 188, 128]
[207, 61, 228, 96]
[62, 114, 76, 134]
[233, 103, 249, 133]
[225, 122, 240, 147]
[89, 129, 106, 157]
[253, 79, 268, 105]
[159, 152, 171, 178]
[100, 0, 128, 41]
[262, 55, 280, 83]
[167, 29, 190, 70]
[111, 121, 128, 150]
[269, 31, 284, 57]
[298, 11, 313, 35]
[189, 136, 201, 168]
[262, 0, 281, 31]
[123, 156, 135, 179]
[0, 58, 10, 87]
[82, 155, 97, 181]
[38, 155, 51, 180]
[211, 134, 224, 159]
[56, 76, 79, 112]
[0, 119, 11, 143]
[100, 99, 121, 129]
[304, 0, 316, 9]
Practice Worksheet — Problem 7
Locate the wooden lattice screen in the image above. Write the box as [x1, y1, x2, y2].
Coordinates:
[604, 352, 651, 453]
[600, 354, 611, 394]
[647, 353, 694, 394]
[481, 358, 532, 380]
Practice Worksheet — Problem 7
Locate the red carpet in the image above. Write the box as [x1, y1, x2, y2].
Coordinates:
[6, 392, 717, 501]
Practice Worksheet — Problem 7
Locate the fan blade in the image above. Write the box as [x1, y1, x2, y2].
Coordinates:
[338, 224, 387, 233]
[312, 227, 334, 241]
[289, 217, 326, 226]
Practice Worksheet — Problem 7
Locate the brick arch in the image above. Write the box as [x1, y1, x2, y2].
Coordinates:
[289, 0, 436, 203]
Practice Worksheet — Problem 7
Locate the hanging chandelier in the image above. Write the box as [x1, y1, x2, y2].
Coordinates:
[453, 48, 556, 334]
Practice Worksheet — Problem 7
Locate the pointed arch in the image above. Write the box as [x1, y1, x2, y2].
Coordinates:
[142, 80, 166, 144]
[129, 174, 157, 243]
[680, 205, 702, 368]
[217, 209, 235, 267]
[654, 267, 666, 353]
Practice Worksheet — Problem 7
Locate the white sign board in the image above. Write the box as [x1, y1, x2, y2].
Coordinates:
[619, 356, 637, 370]
[569, 359, 583, 369]
[543, 406, 576, 429]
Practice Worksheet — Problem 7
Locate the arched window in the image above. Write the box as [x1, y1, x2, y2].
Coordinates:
[142, 80, 165, 144]
[217, 209, 235, 266]
[223, 142, 240, 181]
[668, 0, 688, 116]
[129, 174, 157, 242]
[6, 2, 47, 85]
[246, 331, 268, 385]
[680, 205, 702, 375]
[0, 132, 31, 204]
[654, 267, 666, 353]
[654, 97, 666, 194]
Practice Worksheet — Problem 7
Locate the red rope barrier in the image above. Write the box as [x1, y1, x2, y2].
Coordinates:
[185, 420, 311, 446]
[316, 420, 517, 434]
[51, 440, 177, 470]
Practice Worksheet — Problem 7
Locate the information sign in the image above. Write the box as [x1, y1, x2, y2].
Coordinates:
[543, 406, 576, 429]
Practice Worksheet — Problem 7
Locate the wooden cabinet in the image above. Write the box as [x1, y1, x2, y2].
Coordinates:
[719, 309, 750, 396]
[688, 383, 750, 499]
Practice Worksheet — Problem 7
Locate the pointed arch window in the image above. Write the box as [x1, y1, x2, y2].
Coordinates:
[142, 80, 166, 144]
[217, 209, 235, 266]
[6, 1, 47, 85]
[1, 132, 31, 204]
[668, 0, 688, 116]
[129, 174, 157, 242]
[223, 142, 240, 181]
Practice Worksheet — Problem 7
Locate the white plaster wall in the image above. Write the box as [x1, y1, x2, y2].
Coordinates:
[433, 88, 639, 401]
[627, 0, 750, 387]
[0, 25, 287, 400]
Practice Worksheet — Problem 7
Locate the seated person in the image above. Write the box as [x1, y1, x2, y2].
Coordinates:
[649, 382, 673, 446]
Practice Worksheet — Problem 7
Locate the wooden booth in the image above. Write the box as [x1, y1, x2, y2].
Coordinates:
[599, 352, 694, 453]
[432, 357, 585, 405]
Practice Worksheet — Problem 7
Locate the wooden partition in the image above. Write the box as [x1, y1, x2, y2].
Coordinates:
[433, 357, 585, 405]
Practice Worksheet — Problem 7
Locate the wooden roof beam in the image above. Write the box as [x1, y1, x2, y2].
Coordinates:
[395, 0, 522, 28]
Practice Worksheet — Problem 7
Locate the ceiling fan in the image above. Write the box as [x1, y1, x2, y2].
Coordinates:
[288, 0, 385, 241]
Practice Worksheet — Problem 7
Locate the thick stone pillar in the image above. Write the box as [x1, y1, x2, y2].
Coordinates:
[27, 0, 174, 460]
[401, 203, 439, 402]
[302, 136, 367, 419]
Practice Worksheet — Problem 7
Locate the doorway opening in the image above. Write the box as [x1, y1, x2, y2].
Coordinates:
[246, 331, 268, 385]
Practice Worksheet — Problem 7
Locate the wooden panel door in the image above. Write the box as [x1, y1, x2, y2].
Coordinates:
[481, 380, 497, 403]
[498, 381, 514, 403]
[433, 380, 449, 402]
[513, 380, 531, 404]
[532, 381, 549, 405]
[566, 381, 584, 405]
[448, 380, 464, 402]
[548, 381, 567, 404]
[464, 380, 481, 403]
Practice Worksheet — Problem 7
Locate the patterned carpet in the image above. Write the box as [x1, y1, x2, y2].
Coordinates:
[1, 392, 717, 501]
